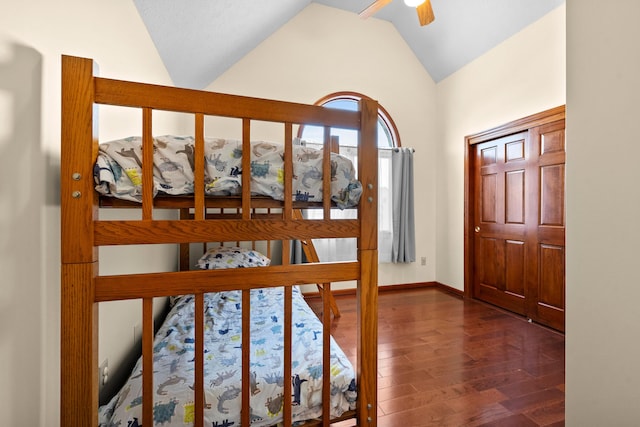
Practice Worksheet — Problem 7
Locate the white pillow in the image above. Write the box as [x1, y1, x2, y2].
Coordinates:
[196, 246, 270, 270]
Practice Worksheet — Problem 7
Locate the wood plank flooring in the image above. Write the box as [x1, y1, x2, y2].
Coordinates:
[306, 287, 565, 427]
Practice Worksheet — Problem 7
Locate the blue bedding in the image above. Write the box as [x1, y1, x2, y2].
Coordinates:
[98, 287, 356, 426]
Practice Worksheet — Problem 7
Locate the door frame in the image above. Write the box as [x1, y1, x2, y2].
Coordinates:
[464, 105, 566, 297]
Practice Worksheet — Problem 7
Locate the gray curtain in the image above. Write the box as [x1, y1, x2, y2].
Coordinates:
[391, 148, 416, 263]
[291, 239, 305, 264]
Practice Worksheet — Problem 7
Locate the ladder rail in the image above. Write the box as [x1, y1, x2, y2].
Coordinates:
[292, 209, 341, 318]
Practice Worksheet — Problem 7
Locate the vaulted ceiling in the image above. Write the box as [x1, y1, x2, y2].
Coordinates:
[133, 0, 565, 90]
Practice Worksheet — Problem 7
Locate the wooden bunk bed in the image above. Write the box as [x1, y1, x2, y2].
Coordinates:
[60, 55, 378, 427]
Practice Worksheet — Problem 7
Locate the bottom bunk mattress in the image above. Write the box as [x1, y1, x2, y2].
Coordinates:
[98, 287, 356, 427]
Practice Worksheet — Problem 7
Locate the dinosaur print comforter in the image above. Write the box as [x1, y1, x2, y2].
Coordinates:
[98, 287, 356, 427]
[94, 135, 362, 209]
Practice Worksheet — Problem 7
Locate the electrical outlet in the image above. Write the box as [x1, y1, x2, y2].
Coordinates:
[421, 256, 427, 266]
[99, 359, 109, 386]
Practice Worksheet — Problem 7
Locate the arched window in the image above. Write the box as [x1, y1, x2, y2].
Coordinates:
[298, 92, 400, 263]
[299, 92, 400, 149]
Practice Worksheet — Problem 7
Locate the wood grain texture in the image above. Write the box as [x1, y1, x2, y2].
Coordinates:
[95, 263, 360, 302]
[465, 106, 565, 146]
[357, 249, 378, 426]
[61, 55, 379, 427]
[465, 106, 566, 332]
[416, 0, 435, 26]
[525, 120, 566, 331]
[94, 77, 361, 129]
[292, 209, 341, 318]
[241, 289, 251, 427]
[194, 114, 206, 221]
[94, 218, 360, 246]
[283, 286, 293, 426]
[61, 55, 98, 263]
[194, 293, 205, 427]
[358, 98, 379, 252]
[284, 123, 293, 218]
[242, 119, 251, 220]
[322, 279, 332, 423]
[312, 287, 565, 427]
[60, 263, 99, 427]
[60, 55, 100, 427]
[142, 298, 154, 427]
[142, 108, 154, 220]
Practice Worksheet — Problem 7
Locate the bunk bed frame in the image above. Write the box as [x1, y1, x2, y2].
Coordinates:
[60, 55, 378, 427]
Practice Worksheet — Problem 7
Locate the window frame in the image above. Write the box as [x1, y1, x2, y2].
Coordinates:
[305, 91, 402, 149]
[297, 92, 401, 264]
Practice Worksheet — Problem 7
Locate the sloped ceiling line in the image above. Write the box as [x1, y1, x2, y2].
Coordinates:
[134, 0, 565, 89]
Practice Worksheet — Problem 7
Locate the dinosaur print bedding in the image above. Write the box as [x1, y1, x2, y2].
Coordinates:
[94, 135, 363, 209]
[98, 287, 356, 427]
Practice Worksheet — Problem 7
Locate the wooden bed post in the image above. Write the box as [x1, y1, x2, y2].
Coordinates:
[59, 54, 379, 426]
[60, 55, 100, 427]
[357, 98, 379, 426]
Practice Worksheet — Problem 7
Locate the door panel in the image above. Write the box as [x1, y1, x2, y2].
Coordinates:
[477, 237, 499, 287]
[529, 120, 566, 331]
[540, 164, 565, 226]
[505, 240, 525, 297]
[506, 140, 525, 161]
[536, 244, 565, 327]
[481, 174, 497, 223]
[468, 110, 565, 332]
[541, 128, 565, 154]
[505, 170, 525, 224]
[473, 132, 527, 316]
[539, 244, 564, 306]
[481, 146, 497, 165]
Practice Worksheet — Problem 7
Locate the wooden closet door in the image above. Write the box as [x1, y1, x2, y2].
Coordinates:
[473, 132, 529, 316]
[469, 118, 565, 332]
[526, 120, 566, 331]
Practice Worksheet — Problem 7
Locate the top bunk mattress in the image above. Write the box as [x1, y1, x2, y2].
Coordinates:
[94, 136, 362, 209]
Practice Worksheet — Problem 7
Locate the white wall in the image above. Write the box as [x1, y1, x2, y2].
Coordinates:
[566, 1, 640, 424]
[435, 4, 566, 290]
[0, 0, 179, 424]
[0, 2, 435, 424]
[3, 0, 603, 425]
[207, 3, 438, 288]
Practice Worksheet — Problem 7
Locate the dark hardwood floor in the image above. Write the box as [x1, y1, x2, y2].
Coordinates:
[306, 287, 565, 427]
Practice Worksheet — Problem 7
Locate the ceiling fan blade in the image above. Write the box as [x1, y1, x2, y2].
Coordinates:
[359, 0, 393, 19]
[416, 0, 435, 26]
